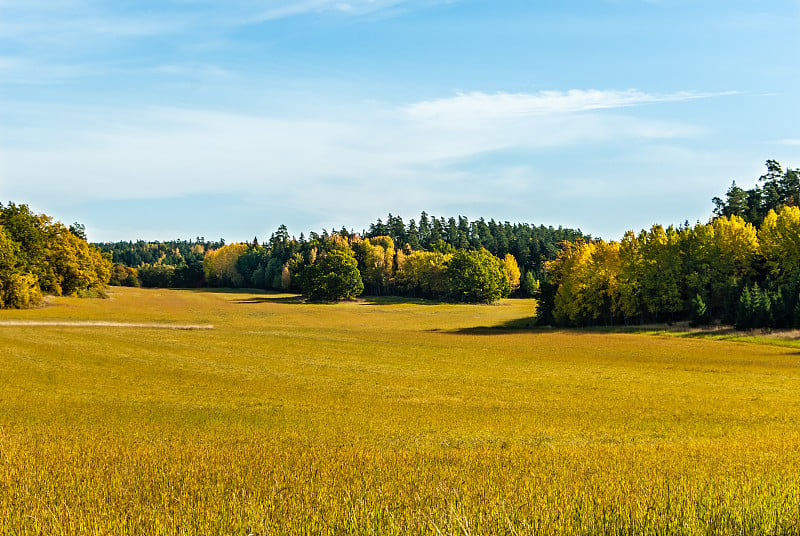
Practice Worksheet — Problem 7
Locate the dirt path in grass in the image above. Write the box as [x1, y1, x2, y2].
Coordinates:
[0, 321, 213, 330]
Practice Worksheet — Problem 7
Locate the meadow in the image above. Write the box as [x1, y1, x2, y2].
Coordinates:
[1, 287, 800, 534]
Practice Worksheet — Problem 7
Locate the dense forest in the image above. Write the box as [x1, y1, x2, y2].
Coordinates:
[538, 160, 800, 329]
[98, 238, 224, 289]
[97, 216, 586, 303]
[4, 159, 800, 330]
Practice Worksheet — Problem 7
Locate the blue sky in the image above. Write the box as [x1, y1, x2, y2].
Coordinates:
[1, 0, 799, 242]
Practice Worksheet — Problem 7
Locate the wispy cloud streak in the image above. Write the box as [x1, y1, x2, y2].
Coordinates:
[405, 90, 739, 123]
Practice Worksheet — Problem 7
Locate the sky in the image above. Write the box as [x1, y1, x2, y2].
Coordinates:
[1, 0, 799, 242]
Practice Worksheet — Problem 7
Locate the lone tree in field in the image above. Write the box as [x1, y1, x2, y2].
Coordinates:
[446, 248, 510, 303]
[298, 249, 364, 301]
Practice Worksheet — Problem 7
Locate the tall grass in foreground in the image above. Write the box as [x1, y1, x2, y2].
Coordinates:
[1, 288, 800, 534]
[2, 430, 800, 534]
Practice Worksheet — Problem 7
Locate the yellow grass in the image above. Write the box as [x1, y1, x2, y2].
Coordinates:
[1, 287, 800, 534]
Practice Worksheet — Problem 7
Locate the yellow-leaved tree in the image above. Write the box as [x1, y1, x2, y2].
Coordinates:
[0, 225, 42, 308]
[759, 205, 800, 281]
[546, 239, 597, 326]
[618, 230, 643, 321]
[0, 203, 111, 306]
[398, 250, 451, 298]
[682, 216, 758, 315]
[359, 236, 395, 295]
[639, 225, 683, 320]
[203, 243, 249, 287]
[502, 254, 521, 294]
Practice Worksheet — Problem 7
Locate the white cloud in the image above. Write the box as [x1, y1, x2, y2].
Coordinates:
[1, 89, 710, 210]
[404, 89, 735, 124]
[240, 0, 451, 22]
[777, 139, 800, 146]
[250, 0, 408, 21]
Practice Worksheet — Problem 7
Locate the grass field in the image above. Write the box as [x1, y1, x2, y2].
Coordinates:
[2, 287, 800, 534]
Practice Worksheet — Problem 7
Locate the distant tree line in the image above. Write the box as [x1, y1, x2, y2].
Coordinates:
[97, 238, 224, 289]
[0, 203, 111, 308]
[200, 231, 521, 303]
[97, 215, 585, 302]
[10, 159, 799, 321]
[539, 161, 800, 329]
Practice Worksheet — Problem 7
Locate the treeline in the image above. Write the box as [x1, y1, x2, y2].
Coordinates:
[0, 203, 112, 308]
[540, 161, 800, 329]
[98, 215, 586, 299]
[363, 213, 586, 277]
[198, 232, 524, 303]
[97, 238, 224, 289]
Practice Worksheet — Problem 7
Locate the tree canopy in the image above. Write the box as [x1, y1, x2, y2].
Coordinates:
[96, 213, 574, 303]
[0, 203, 111, 308]
[298, 248, 364, 301]
[446, 248, 510, 303]
[712, 160, 800, 225]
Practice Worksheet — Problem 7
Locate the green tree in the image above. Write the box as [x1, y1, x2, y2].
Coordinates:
[0, 203, 111, 300]
[639, 225, 682, 321]
[689, 294, 709, 327]
[138, 264, 175, 288]
[520, 271, 539, 297]
[736, 285, 753, 330]
[681, 216, 758, 319]
[298, 249, 363, 301]
[446, 248, 509, 303]
[712, 181, 748, 218]
[618, 231, 643, 322]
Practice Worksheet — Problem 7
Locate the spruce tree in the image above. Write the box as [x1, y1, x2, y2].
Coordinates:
[689, 294, 709, 327]
[736, 285, 752, 330]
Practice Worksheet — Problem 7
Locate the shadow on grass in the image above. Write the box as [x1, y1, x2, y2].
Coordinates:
[443, 316, 544, 335]
[180, 288, 306, 304]
[447, 319, 800, 350]
[186, 287, 272, 295]
[358, 296, 448, 306]
[233, 295, 306, 305]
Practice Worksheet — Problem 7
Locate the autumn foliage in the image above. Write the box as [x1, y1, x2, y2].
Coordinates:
[0, 203, 111, 308]
[541, 209, 800, 328]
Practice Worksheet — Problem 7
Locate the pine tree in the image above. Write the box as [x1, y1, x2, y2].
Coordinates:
[736, 285, 752, 330]
[689, 294, 709, 327]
